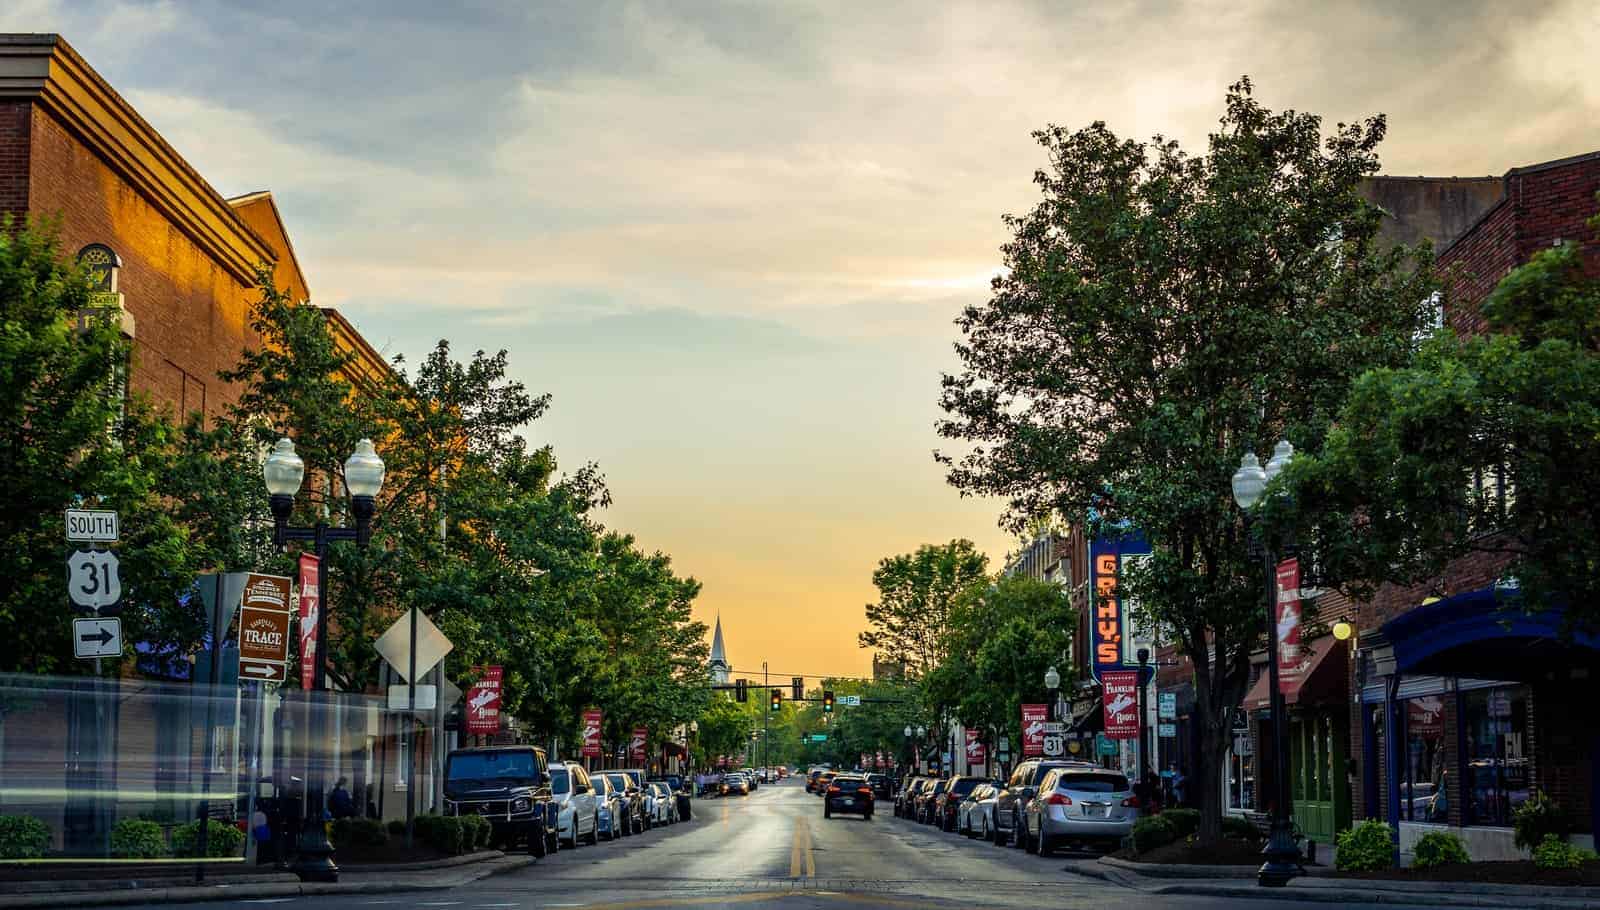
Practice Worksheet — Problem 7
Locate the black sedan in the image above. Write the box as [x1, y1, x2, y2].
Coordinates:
[823, 775, 874, 820]
[866, 773, 893, 801]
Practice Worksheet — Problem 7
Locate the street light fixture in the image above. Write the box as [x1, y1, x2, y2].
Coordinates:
[1231, 443, 1302, 888]
[263, 436, 385, 883]
[1044, 665, 1061, 722]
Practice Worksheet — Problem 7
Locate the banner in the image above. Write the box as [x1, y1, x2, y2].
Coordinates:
[1275, 558, 1303, 694]
[297, 554, 319, 690]
[964, 728, 986, 767]
[1021, 704, 1048, 756]
[465, 666, 503, 735]
[581, 709, 603, 757]
[1102, 669, 1140, 740]
[629, 726, 648, 764]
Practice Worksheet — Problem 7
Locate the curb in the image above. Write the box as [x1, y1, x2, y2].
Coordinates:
[0, 854, 534, 909]
[1152, 881, 1600, 910]
[1098, 855, 1334, 879]
[339, 849, 507, 874]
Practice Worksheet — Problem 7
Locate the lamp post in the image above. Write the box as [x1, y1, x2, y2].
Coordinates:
[1044, 665, 1061, 723]
[1232, 440, 1301, 887]
[263, 437, 385, 883]
[1136, 647, 1151, 780]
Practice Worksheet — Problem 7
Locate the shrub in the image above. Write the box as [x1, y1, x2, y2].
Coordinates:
[1161, 808, 1200, 838]
[1513, 791, 1570, 851]
[1334, 820, 1393, 872]
[413, 814, 466, 855]
[171, 819, 245, 858]
[110, 819, 167, 859]
[1532, 834, 1599, 870]
[386, 819, 406, 838]
[1412, 831, 1470, 869]
[1131, 814, 1178, 854]
[1222, 815, 1262, 841]
[459, 815, 492, 852]
[330, 818, 388, 849]
[0, 815, 51, 860]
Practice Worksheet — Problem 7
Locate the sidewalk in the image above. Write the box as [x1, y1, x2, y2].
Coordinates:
[1065, 857, 1600, 910]
[0, 851, 533, 909]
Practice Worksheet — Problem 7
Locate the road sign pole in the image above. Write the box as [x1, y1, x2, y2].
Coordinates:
[405, 602, 417, 848]
[195, 572, 224, 880]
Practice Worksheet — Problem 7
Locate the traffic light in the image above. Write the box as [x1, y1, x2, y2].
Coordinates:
[770, 688, 782, 712]
[736, 679, 747, 702]
[822, 690, 835, 713]
[792, 677, 804, 702]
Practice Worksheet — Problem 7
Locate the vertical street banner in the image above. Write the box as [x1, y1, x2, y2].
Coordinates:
[297, 554, 319, 690]
[465, 665, 503, 734]
[1021, 703, 1048, 756]
[1275, 557, 1303, 694]
[1089, 533, 1151, 680]
[581, 709, 603, 757]
[1101, 669, 1140, 740]
[964, 728, 986, 768]
[629, 726, 648, 764]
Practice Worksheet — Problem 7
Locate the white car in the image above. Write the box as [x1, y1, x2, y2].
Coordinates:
[550, 761, 601, 848]
[959, 782, 1002, 840]
[645, 782, 678, 825]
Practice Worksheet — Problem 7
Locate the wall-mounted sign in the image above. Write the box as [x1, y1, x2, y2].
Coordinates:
[1089, 533, 1152, 680]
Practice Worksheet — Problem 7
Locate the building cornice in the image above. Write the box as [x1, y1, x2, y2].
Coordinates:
[0, 34, 275, 284]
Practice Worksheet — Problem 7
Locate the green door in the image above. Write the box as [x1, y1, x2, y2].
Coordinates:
[1290, 708, 1349, 845]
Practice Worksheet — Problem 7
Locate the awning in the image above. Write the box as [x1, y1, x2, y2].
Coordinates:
[1244, 636, 1347, 711]
[1381, 585, 1600, 681]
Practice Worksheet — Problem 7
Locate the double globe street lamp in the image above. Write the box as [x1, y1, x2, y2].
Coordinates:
[262, 437, 385, 883]
[904, 724, 926, 774]
[1231, 439, 1302, 887]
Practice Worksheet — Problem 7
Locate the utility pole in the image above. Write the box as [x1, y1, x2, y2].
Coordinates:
[762, 661, 769, 772]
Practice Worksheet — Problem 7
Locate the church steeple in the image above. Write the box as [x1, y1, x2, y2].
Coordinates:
[708, 615, 730, 685]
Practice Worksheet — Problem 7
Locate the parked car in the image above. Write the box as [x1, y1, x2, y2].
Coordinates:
[443, 745, 559, 857]
[894, 776, 925, 817]
[601, 770, 648, 833]
[1020, 768, 1137, 855]
[592, 773, 628, 840]
[650, 774, 693, 821]
[740, 767, 759, 790]
[959, 782, 1002, 838]
[806, 769, 826, 792]
[917, 778, 948, 824]
[866, 773, 892, 802]
[823, 774, 874, 820]
[994, 759, 1096, 847]
[813, 771, 838, 797]
[645, 782, 678, 825]
[933, 776, 985, 832]
[550, 761, 601, 848]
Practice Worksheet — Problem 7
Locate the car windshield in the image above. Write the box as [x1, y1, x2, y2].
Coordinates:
[664, 775, 683, 789]
[548, 767, 570, 794]
[931, 780, 948, 794]
[1057, 773, 1131, 793]
[833, 778, 865, 787]
[606, 773, 632, 791]
[447, 751, 542, 785]
[948, 778, 981, 797]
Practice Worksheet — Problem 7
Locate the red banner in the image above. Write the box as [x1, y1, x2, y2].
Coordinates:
[965, 729, 986, 768]
[1021, 704, 1048, 756]
[1276, 558, 1303, 694]
[465, 666, 502, 735]
[1102, 669, 1139, 740]
[629, 726, 648, 764]
[581, 709, 602, 757]
[297, 554, 319, 690]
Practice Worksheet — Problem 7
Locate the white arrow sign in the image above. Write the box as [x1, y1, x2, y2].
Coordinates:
[73, 616, 122, 659]
[67, 549, 120, 609]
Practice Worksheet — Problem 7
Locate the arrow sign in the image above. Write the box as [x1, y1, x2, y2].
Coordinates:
[72, 617, 122, 659]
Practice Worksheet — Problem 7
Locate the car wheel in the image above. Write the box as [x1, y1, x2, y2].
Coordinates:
[530, 824, 547, 858]
[824, 804, 832, 819]
[549, 825, 561, 855]
[587, 813, 600, 846]
[1035, 827, 1052, 857]
[1015, 814, 1029, 851]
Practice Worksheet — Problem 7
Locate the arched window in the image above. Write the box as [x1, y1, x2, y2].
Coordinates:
[76, 243, 122, 293]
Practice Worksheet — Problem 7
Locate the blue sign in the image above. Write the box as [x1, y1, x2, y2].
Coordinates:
[1089, 532, 1151, 680]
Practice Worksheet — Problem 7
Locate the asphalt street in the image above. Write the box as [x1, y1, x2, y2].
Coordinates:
[117, 779, 1448, 910]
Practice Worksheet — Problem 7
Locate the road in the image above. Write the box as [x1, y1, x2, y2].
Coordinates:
[120, 779, 1441, 910]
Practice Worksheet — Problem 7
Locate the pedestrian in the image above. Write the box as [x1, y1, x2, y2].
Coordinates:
[328, 776, 356, 820]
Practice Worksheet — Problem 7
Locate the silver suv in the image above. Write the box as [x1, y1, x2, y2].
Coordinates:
[993, 758, 1097, 847]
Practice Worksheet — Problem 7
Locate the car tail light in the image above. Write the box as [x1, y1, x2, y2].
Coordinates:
[828, 785, 841, 794]
[1044, 793, 1073, 806]
[857, 787, 872, 796]
[1121, 796, 1140, 808]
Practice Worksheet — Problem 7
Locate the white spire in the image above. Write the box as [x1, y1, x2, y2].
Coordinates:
[709, 615, 730, 685]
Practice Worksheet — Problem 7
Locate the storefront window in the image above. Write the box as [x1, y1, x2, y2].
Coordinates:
[1464, 685, 1530, 827]
[1226, 741, 1256, 811]
[1402, 695, 1447, 822]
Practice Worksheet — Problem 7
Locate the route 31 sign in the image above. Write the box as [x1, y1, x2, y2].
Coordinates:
[67, 549, 121, 610]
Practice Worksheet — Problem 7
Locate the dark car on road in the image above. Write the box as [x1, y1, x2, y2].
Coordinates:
[933, 775, 986, 832]
[649, 774, 693, 821]
[806, 769, 826, 793]
[443, 745, 559, 856]
[894, 776, 925, 817]
[916, 778, 948, 824]
[866, 773, 892, 802]
[993, 759, 1096, 847]
[600, 770, 649, 833]
[823, 774, 874, 820]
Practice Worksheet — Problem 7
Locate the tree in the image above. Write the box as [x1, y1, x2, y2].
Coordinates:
[858, 540, 989, 677]
[949, 575, 1076, 752]
[936, 80, 1435, 840]
[1280, 198, 1600, 632]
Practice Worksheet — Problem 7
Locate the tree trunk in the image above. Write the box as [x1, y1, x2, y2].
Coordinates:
[1196, 715, 1230, 843]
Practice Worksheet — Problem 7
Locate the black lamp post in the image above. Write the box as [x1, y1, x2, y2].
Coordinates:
[1232, 441, 1302, 887]
[262, 437, 385, 883]
[1136, 647, 1151, 780]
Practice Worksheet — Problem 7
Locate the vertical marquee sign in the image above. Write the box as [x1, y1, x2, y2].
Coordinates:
[465, 666, 503, 735]
[1089, 533, 1153, 680]
[581, 709, 603, 757]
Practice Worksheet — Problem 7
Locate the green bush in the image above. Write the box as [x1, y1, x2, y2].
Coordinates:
[0, 815, 51, 860]
[1334, 820, 1393, 872]
[1222, 815, 1263, 841]
[1532, 834, 1599, 870]
[1160, 808, 1200, 838]
[413, 815, 467, 854]
[171, 819, 245, 858]
[330, 818, 388, 849]
[1131, 814, 1178, 854]
[1412, 831, 1470, 869]
[110, 819, 167, 859]
[386, 819, 406, 838]
[1513, 791, 1570, 851]
[459, 815, 492, 852]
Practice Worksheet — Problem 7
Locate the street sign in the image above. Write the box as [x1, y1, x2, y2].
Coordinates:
[1096, 733, 1117, 757]
[240, 659, 286, 683]
[64, 509, 118, 542]
[388, 684, 438, 711]
[1158, 722, 1177, 738]
[1040, 721, 1066, 734]
[1041, 734, 1064, 757]
[809, 733, 827, 742]
[238, 605, 292, 681]
[67, 549, 120, 609]
[1159, 691, 1177, 720]
[72, 617, 121, 659]
[374, 608, 453, 682]
[840, 694, 861, 706]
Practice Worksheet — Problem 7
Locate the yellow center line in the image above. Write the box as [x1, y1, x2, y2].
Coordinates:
[790, 813, 804, 877]
[802, 813, 815, 878]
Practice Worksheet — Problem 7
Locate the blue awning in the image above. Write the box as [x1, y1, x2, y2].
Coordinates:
[1381, 586, 1600, 681]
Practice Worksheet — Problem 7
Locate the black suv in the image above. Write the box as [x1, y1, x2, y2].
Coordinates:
[443, 745, 559, 856]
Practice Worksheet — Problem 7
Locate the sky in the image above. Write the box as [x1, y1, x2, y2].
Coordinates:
[6, 0, 1597, 679]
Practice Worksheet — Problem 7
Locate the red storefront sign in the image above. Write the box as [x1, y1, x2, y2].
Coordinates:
[1276, 558, 1303, 694]
[1021, 704, 1048, 756]
[964, 729, 986, 767]
[581, 709, 603, 757]
[629, 726, 648, 764]
[297, 555, 319, 690]
[1408, 695, 1445, 738]
[465, 666, 503, 735]
[1102, 669, 1140, 740]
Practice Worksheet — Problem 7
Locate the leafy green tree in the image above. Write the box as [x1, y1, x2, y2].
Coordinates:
[950, 575, 1076, 753]
[936, 80, 1436, 840]
[858, 540, 989, 677]
[1279, 199, 1600, 632]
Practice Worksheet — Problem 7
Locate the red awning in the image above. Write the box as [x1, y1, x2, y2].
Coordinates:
[1244, 636, 1347, 711]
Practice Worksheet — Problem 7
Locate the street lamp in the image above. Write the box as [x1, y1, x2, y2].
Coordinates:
[1136, 647, 1151, 780]
[263, 436, 385, 883]
[1044, 665, 1061, 722]
[1232, 442, 1301, 887]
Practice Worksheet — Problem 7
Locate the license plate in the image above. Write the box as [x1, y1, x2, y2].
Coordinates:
[840, 798, 853, 805]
